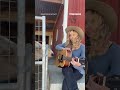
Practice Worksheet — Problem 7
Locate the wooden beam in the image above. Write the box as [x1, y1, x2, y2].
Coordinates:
[0, 12, 34, 23]
[36, 19, 55, 23]
[40, 0, 63, 4]
[35, 29, 53, 31]
[46, 20, 56, 23]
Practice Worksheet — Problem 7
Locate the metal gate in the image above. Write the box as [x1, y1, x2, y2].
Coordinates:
[0, 0, 33, 90]
[35, 16, 48, 90]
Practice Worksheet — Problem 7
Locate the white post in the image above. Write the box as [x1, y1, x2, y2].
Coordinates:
[42, 16, 46, 90]
[35, 16, 47, 90]
[62, 0, 69, 43]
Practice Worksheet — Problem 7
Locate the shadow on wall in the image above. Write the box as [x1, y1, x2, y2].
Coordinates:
[0, 35, 17, 82]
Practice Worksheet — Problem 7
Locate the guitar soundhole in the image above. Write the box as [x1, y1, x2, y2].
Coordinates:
[59, 55, 63, 62]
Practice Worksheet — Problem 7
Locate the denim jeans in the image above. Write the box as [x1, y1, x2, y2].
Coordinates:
[62, 65, 83, 90]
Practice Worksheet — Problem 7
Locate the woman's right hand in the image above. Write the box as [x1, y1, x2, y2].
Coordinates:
[62, 48, 71, 51]
[71, 57, 81, 67]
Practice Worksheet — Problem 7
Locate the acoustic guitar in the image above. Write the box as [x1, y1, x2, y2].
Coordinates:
[55, 49, 85, 68]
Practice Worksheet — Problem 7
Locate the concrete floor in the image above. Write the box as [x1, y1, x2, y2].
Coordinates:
[35, 57, 85, 90]
[48, 57, 85, 90]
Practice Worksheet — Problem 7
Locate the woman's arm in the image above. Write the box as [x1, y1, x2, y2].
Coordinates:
[55, 43, 66, 50]
[71, 44, 85, 66]
[109, 48, 120, 75]
[79, 44, 85, 60]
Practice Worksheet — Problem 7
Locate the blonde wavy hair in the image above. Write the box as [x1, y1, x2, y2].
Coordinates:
[65, 30, 82, 50]
[86, 10, 111, 59]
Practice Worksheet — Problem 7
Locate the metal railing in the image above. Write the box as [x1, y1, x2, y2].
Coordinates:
[35, 16, 48, 90]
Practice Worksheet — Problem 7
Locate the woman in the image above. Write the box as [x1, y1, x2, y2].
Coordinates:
[86, 0, 120, 89]
[86, 0, 120, 77]
[55, 26, 85, 90]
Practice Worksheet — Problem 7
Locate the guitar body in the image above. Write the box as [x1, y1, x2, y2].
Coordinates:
[55, 49, 72, 67]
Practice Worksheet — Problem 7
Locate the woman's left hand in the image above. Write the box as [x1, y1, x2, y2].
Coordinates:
[71, 57, 81, 67]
